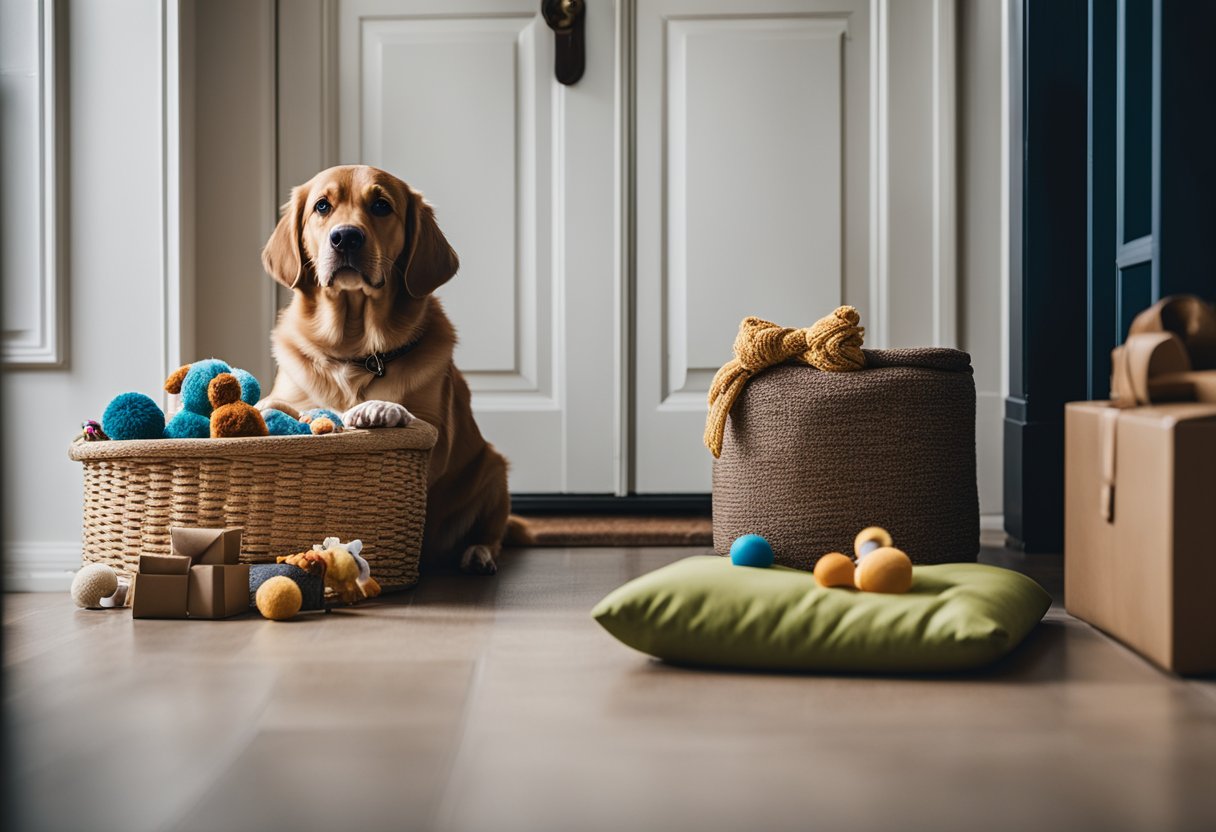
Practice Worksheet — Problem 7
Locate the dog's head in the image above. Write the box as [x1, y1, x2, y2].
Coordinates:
[263, 165, 459, 298]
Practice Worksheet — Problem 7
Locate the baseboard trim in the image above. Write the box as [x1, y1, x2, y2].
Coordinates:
[5, 541, 80, 592]
[980, 514, 1005, 531]
[511, 493, 712, 515]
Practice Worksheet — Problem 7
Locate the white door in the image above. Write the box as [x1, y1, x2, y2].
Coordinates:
[633, 0, 872, 492]
[278, 0, 963, 498]
[278, 0, 625, 494]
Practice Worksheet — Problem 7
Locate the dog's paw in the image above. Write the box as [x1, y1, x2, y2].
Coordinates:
[459, 545, 498, 576]
[342, 400, 415, 429]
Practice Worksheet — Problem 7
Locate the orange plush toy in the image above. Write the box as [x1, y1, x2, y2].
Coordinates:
[277, 537, 382, 604]
[208, 373, 269, 438]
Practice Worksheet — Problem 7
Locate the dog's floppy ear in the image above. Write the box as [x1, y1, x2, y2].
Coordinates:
[401, 190, 459, 298]
[263, 184, 312, 289]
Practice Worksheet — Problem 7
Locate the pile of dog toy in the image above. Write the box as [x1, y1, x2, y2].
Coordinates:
[94, 358, 345, 440]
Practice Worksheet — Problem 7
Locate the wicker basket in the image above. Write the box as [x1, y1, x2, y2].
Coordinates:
[712, 348, 979, 570]
[68, 423, 438, 591]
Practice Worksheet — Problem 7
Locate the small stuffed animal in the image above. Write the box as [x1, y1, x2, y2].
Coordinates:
[76, 420, 109, 442]
[163, 359, 262, 438]
[277, 537, 381, 604]
[258, 403, 342, 435]
[208, 373, 269, 438]
[263, 408, 313, 435]
[299, 408, 345, 431]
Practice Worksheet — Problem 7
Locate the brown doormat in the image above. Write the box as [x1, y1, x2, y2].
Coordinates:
[517, 515, 713, 547]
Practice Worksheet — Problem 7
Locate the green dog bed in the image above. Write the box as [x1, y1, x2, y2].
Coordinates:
[591, 556, 1051, 672]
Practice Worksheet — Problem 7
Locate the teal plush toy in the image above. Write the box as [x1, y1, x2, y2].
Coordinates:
[262, 405, 344, 436]
[163, 359, 240, 438]
[263, 409, 312, 435]
[299, 408, 344, 429]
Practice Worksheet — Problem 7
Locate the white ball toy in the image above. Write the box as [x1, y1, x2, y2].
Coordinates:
[70, 563, 118, 609]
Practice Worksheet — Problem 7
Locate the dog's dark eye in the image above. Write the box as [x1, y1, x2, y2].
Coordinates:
[370, 198, 392, 217]
[314, 198, 331, 216]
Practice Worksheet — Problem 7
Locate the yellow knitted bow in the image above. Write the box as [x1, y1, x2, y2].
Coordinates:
[703, 306, 866, 457]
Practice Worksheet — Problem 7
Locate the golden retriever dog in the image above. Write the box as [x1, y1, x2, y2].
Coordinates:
[259, 164, 516, 574]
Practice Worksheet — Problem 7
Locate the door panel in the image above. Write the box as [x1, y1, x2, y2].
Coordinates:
[633, 0, 869, 493]
[354, 13, 540, 382]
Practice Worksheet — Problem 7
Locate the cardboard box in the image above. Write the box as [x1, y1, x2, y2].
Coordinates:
[134, 528, 251, 620]
[188, 564, 251, 619]
[131, 553, 191, 619]
[1065, 400, 1216, 673]
[171, 527, 242, 565]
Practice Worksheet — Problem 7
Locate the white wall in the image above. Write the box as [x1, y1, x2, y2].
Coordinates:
[3, 0, 180, 588]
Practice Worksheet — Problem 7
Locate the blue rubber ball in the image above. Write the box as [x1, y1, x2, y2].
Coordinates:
[729, 534, 774, 568]
[102, 392, 166, 441]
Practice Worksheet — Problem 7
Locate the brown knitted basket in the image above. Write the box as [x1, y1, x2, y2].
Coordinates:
[68, 423, 437, 590]
[712, 348, 979, 569]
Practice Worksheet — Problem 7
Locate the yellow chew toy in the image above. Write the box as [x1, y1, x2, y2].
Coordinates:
[854, 546, 913, 594]
[255, 576, 303, 620]
[813, 552, 856, 588]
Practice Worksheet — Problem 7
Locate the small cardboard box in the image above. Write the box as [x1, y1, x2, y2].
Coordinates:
[171, 527, 242, 565]
[1065, 400, 1216, 673]
[131, 553, 191, 619]
[188, 564, 251, 619]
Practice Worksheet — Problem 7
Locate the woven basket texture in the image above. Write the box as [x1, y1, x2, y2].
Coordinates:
[712, 348, 979, 570]
[68, 423, 437, 590]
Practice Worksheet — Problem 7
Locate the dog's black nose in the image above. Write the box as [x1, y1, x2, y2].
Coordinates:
[329, 225, 365, 252]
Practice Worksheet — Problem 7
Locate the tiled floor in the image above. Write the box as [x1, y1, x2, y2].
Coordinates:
[5, 542, 1215, 832]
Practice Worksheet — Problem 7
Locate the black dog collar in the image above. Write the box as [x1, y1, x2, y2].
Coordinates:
[348, 337, 422, 377]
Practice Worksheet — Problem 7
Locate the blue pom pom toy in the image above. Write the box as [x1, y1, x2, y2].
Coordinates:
[729, 534, 774, 568]
[102, 392, 166, 440]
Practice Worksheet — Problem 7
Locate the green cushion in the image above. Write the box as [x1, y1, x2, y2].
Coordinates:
[591, 556, 1051, 672]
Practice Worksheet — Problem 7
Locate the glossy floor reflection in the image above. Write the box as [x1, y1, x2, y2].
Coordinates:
[6, 544, 1215, 832]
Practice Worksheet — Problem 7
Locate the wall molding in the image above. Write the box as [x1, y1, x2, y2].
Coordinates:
[160, 0, 187, 403]
[932, 0, 957, 347]
[5, 541, 79, 592]
[3, 0, 66, 367]
[615, 0, 635, 495]
[869, 0, 889, 347]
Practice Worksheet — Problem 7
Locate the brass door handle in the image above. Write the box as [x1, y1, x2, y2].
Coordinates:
[542, 0, 586, 85]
